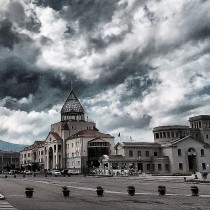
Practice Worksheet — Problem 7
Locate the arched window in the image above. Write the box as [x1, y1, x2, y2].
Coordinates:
[201, 149, 204, 156]
[178, 149, 182, 156]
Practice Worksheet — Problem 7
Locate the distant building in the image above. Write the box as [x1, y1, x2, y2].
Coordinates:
[100, 116, 210, 175]
[20, 89, 115, 173]
[0, 151, 20, 172]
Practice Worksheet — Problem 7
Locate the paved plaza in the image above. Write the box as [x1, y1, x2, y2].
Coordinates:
[0, 174, 209, 210]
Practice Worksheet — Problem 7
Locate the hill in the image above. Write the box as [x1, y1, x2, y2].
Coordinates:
[0, 140, 28, 152]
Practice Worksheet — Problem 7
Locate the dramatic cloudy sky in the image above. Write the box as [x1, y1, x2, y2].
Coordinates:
[0, 0, 210, 145]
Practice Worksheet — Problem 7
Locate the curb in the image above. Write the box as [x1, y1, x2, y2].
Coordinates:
[0, 194, 5, 200]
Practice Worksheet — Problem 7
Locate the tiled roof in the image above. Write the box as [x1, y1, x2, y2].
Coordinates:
[50, 132, 62, 140]
[68, 129, 113, 139]
[33, 141, 44, 145]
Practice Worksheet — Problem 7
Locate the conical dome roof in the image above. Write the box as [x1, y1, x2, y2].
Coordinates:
[61, 90, 84, 114]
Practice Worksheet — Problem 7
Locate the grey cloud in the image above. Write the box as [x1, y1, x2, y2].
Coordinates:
[0, 19, 19, 49]
[0, 56, 88, 112]
[104, 114, 152, 130]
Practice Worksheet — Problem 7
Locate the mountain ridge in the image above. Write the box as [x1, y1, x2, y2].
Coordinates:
[0, 140, 28, 152]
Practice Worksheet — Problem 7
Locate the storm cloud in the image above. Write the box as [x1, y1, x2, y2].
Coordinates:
[0, 0, 210, 144]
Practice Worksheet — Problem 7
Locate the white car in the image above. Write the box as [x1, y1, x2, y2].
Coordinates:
[24, 170, 32, 175]
[68, 169, 79, 175]
[51, 170, 61, 176]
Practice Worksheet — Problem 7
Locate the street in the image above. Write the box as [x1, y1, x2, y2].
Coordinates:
[0, 174, 210, 210]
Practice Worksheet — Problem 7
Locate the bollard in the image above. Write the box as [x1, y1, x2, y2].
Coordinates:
[45, 174, 47, 177]
[25, 187, 34, 198]
[62, 186, 70, 197]
[158, 185, 166, 195]
[127, 186, 135, 196]
[14, 174, 16, 178]
[184, 177, 186, 182]
[191, 186, 199, 196]
[5, 175, 7, 178]
[23, 174, 25, 178]
[96, 186, 104, 197]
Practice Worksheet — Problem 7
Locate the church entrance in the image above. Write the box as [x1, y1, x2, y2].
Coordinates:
[188, 148, 197, 172]
[49, 147, 53, 169]
[87, 140, 110, 171]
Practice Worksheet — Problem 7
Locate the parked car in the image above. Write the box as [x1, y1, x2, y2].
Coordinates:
[9, 170, 16, 175]
[24, 170, 32, 175]
[61, 169, 69, 175]
[51, 170, 61, 177]
[46, 170, 52, 175]
[68, 169, 79, 175]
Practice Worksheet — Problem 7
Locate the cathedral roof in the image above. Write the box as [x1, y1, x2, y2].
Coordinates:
[61, 90, 84, 114]
[67, 129, 113, 139]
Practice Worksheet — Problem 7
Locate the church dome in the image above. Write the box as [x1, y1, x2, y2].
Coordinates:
[61, 90, 85, 121]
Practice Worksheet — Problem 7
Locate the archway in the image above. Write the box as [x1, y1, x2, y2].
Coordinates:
[49, 147, 53, 170]
[188, 148, 197, 172]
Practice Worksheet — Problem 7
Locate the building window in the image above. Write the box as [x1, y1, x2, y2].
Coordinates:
[201, 149, 204, 156]
[167, 132, 170, 137]
[171, 132, 174, 137]
[160, 133, 162, 138]
[152, 164, 155, 171]
[165, 164, 169, 171]
[179, 163, 183, 170]
[154, 151, 157, 156]
[155, 133, 159, 138]
[41, 151, 43, 155]
[206, 134, 209, 139]
[129, 150, 133, 157]
[137, 151, 141, 157]
[146, 164, 150, 171]
[199, 121, 201, 128]
[58, 145, 62, 152]
[72, 153, 74, 157]
[28, 153, 30, 157]
[54, 145, 56, 152]
[72, 143, 74, 148]
[178, 149, 182, 156]
[158, 164, 162, 171]
[163, 132, 166, 138]
[202, 163, 206, 170]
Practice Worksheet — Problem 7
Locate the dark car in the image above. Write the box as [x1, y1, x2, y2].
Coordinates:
[61, 169, 69, 175]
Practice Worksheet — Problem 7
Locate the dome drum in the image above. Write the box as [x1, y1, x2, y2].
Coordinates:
[153, 126, 190, 144]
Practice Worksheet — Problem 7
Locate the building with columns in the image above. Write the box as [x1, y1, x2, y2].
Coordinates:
[20, 89, 115, 173]
[20, 88, 210, 175]
[100, 115, 210, 175]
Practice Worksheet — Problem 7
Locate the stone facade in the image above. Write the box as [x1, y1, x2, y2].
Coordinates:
[100, 116, 210, 175]
[20, 89, 115, 173]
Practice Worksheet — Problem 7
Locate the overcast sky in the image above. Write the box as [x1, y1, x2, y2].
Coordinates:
[0, 0, 210, 145]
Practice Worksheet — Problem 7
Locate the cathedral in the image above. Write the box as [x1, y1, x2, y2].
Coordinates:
[20, 89, 115, 173]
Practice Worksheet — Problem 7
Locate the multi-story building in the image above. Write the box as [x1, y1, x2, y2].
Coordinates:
[20, 89, 115, 173]
[20, 87, 210, 175]
[100, 115, 210, 175]
[20, 141, 45, 171]
[0, 151, 20, 172]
